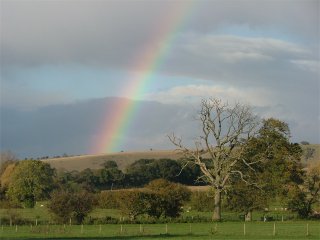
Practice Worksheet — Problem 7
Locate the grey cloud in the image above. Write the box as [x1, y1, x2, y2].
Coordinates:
[160, 34, 319, 100]
[1, 0, 318, 68]
[1, 96, 317, 158]
[192, 1, 318, 41]
[0, 97, 198, 158]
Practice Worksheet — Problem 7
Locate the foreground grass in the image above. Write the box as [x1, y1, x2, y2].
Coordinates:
[0, 222, 319, 239]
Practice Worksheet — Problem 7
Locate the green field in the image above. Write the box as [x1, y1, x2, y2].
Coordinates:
[1, 203, 318, 239]
[0, 222, 319, 239]
[0, 201, 300, 224]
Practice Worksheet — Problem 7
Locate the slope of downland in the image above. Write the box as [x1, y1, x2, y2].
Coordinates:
[42, 145, 320, 172]
[42, 150, 182, 172]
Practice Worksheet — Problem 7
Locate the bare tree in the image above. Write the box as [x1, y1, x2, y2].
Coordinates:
[169, 98, 259, 220]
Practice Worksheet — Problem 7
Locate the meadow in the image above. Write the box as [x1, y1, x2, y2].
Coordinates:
[1, 221, 319, 239]
[1, 145, 319, 239]
[1, 202, 319, 239]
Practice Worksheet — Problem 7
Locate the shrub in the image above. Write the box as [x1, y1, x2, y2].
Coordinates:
[97, 191, 120, 209]
[145, 179, 191, 218]
[117, 190, 151, 220]
[190, 190, 215, 212]
[48, 190, 96, 224]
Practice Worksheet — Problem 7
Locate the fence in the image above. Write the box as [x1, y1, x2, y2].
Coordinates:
[0, 222, 319, 239]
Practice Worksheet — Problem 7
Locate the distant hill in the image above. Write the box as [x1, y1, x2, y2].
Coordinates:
[42, 144, 319, 172]
[1, 145, 319, 185]
[42, 150, 182, 172]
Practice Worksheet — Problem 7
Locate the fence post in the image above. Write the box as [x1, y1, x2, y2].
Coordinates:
[120, 224, 123, 234]
[243, 223, 246, 236]
[15, 225, 17, 232]
[306, 223, 309, 236]
[99, 224, 102, 234]
[189, 223, 192, 234]
[165, 224, 168, 234]
[273, 222, 276, 236]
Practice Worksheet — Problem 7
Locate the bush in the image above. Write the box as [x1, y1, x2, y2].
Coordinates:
[190, 190, 215, 212]
[145, 179, 191, 218]
[97, 191, 120, 209]
[48, 190, 96, 224]
[117, 190, 151, 220]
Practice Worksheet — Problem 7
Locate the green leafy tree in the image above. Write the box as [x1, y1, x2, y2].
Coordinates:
[190, 190, 215, 212]
[288, 163, 320, 218]
[101, 160, 118, 169]
[97, 167, 124, 190]
[177, 160, 203, 185]
[146, 179, 191, 218]
[152, 159, 181, 182]
[72, 191, 96, 223]
[117, 190, 151, 220]
[227, 118, 304, 220]
[7, 160, 55, 208]
[47, 190, 74, 223]
[76, 168, 99, 192]
[226, 182, 267, 221]
[255, 119, 304, 204]
[97, 191, 120, 209]
[48, 190, 95, 224]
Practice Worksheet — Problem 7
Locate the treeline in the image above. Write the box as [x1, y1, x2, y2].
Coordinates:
[0, 157, 203, 207]
[56, 158, 204, 192]
[48, 179, 191, 224]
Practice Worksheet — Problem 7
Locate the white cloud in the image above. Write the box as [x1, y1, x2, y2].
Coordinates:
[145, 84, 274, 107]
[182, 34, 309, 60]
[290, 60, 320, 73]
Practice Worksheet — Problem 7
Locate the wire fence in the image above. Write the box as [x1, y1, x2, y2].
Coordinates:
[0, 222, 319, 239]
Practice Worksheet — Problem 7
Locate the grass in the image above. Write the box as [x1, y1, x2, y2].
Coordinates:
[0, 202, 318, 239]
[0, 197, 301, 223]
[39, 145, 319, 173]
[0, 222, 319, 239]
[0, 203, 298, 224]
[42, 150, 182, 172]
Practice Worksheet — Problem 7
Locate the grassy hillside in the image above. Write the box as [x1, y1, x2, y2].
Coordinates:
[42, 144, 319, 172]
[42, 150, 182, 172]
[1, 145, 318, 180]
[0, 163, 15, 186]
[301, 144, 320, 166]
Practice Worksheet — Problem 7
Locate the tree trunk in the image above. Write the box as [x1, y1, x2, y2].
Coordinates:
[212, 190, 221, 221]
[245, 210, 252, 221]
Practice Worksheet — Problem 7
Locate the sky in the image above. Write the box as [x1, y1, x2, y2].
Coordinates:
[1, 0, 319, 158]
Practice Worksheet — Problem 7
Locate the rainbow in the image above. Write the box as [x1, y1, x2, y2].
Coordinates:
[92, 1, 196, 154]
